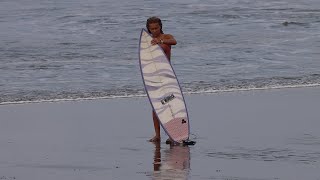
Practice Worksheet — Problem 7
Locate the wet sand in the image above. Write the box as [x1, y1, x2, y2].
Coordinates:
[1, 87, 320, 180]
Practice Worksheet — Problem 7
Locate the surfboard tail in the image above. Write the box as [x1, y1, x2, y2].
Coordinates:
[163, 117, 189, 143]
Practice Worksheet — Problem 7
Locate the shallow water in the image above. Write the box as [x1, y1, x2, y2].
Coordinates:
[1, 0, 320, 104]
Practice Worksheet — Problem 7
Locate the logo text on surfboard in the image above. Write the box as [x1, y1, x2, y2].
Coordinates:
[161, 94, 175, 105]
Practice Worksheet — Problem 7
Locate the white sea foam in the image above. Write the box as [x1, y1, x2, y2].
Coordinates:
[1, 84, 319, 106]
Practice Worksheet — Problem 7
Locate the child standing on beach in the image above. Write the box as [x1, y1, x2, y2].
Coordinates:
[146, 16, 177, 142]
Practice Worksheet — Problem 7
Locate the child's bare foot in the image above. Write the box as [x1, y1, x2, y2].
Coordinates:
[149, 136, 160, 142]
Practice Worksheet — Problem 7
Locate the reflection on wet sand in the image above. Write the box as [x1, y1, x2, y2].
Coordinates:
[151, 142, 190, 180]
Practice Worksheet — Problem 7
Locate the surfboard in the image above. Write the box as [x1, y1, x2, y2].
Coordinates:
[139, 28, 191, 144]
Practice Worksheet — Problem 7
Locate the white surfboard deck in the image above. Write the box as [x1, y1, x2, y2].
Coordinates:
[139, 29, 190, 143]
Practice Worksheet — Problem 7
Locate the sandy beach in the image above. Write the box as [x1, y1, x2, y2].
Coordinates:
[1, 87, 320, 180]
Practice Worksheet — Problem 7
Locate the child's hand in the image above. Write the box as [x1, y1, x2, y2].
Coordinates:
[151, 38, 160, 45]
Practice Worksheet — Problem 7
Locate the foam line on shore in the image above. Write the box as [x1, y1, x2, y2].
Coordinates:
[1, 83, 319, 106]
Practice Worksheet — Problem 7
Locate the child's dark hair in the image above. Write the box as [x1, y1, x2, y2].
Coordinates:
[146, 16, 164, 34]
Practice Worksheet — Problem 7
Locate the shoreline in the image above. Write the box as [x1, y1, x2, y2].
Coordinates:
[1, 84, 320, 106]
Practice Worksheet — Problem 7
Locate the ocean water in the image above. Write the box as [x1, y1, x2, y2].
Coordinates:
[1, 0, 320, 104]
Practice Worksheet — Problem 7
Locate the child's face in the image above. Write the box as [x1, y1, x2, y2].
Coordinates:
[148, 23, 161, 37]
